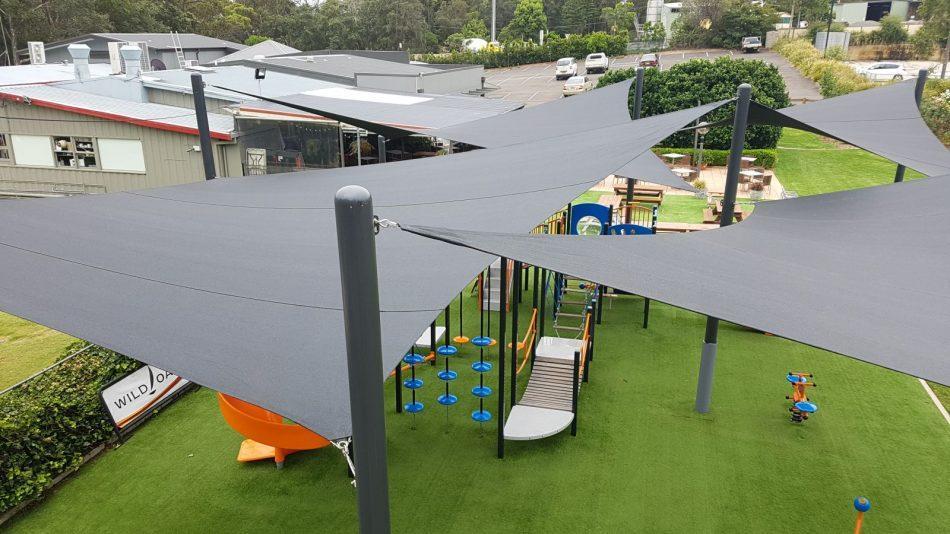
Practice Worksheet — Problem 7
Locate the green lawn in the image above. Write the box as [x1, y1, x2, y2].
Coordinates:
[7, 290, 949, 533]
[0, 312, 76, 390]
[775, 129, 924, 196]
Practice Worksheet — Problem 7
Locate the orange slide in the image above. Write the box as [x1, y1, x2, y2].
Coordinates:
[217, 392, 331, 467]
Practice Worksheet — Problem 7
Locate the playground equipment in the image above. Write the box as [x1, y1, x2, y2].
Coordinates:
[479, 257, 513, 312]
[217, 392, 332, 467]
[452, 291, 469, 343]
[503, 307, 593, 441]
[853, 496, 871, 534]
[436, 305, 459, 409]
[403, 348, 425, 415]
[786, 372, 818, 423]
[607, 204, 658, 328]
[471, 267, 495, 422]
[551, 274, 599, 337]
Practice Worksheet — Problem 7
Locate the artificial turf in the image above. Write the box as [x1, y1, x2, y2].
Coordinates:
[0, 312, 76, 390]
[7, 285, 949, 533]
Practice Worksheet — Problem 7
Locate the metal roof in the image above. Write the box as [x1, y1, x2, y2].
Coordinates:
[0, 63, 114, 86]
[141, 65, 345, 100]
[0, 84, 234, 140]
[211, 40, 300, 64]
[231, 55, 450, 83]
[92, 33, 245, 51]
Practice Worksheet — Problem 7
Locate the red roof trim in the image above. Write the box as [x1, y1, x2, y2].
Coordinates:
[0, 92, 233, 141]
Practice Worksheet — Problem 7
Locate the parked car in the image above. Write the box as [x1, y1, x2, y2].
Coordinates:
[639, 53, 660, 69]
[562, 75, 595, 97]
[585, 52, 609, 74]
[741, 36, 762, 53]
[555, 57, 578, 80]
[858, 62, 907, 81]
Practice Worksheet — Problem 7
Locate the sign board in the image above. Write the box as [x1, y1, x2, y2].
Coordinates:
[100, 365, 191, 433]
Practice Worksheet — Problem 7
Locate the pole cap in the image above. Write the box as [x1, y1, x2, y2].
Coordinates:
[853, 497, 871, 512]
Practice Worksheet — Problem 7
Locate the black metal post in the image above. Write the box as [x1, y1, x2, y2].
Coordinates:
[633, 66, 644, 120]
[894, 70, 928, 183]
[511, 261, 520, 408]
[538, 268, 546, 341]
[429, 322, 436, 365]
[532, 266, 539, 308]
[497, 257, 508, 459]
[642, 299, 650, 329]
[333, 185, 391, 534]
[696, 84, 751, 414]
[444, 304, 450, 347]
[190, 73, 216, 180]
[395, 363, 402, 413]
[377, 135, 386, 163]
[571, 350, 580, 436]
[596, 285, 604, 325]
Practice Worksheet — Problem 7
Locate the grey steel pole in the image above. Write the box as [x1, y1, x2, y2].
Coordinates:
[190, 73, 216, 180]
[624, 67, 645, 224]
[511, 261, 520, 408]
[378, 135, 386, 163]
[942, 32, 948, 79]
[894, 70, 928, 183]
[695, 84, 751, 414]
[491, 0, 497, 43]
[334, 185, 391, 534]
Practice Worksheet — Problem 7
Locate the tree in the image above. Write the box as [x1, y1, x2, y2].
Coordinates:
[499, 0, 548, 42]
[434, 0, 475, 40]
[359, 0, 431, 51]
[709, 1, 777, 49]
[601, 1, 637, 36]
[445, 10, 490, 48]
[560, 0, 599, 34]
[310, 0, 360, 50]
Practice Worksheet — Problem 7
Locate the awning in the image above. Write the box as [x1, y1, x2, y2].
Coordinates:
[0, 101, 728, 439]
[749, 79, 950, 176]
[404, 175, 950, 387]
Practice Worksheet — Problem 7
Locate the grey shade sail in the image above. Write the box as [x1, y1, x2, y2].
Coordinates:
[0, 101, 727, 439]
[426, 78, 698, 191]
[749, 80, 950, 177]
[404, 175, 950, 387]
[216, 85, 521, 139]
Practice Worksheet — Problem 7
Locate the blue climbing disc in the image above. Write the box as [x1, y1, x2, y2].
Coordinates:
[786, 374, 807, 384]
[437, 370, 458, 381]
[471, 336, 494, 347]
[471, 409, 492, 422]
[794, 401, 818, 413]
[403, 353, 425, 365]
[403, 378, 424, 390]
[405, 401, 424, 413]
[438, 393, 458, 406]
[471, 360, 493, 373]
[437, 345, 458, 356]
[472, 385, 492, 398]
[853, 497, 871, 513]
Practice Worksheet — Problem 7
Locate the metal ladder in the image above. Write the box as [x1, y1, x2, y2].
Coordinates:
[171, 32, 187, 68]
[552, 274, 595, 338]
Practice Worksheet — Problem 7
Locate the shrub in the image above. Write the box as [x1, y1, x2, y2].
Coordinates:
[0, 343, 137, 513]
[598, 56, 789, 149]
[773, 38, 874, 98]
[921, 79, 950, 145]
[417, 31, 627, 68]
[651, 147, 777, 168]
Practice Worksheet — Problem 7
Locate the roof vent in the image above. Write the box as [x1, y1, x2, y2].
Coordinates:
[120, 44, 143, 78]
[27, 41, 46, 65]
[67, 44, 90, 81]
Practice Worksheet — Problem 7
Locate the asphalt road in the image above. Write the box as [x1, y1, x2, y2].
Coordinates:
[484, 48, 821, 107]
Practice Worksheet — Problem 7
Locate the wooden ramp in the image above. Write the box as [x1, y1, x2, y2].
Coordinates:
[503, 331, 588, 441]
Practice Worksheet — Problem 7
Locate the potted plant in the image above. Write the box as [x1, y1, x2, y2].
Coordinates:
[692, 179, 707, 199]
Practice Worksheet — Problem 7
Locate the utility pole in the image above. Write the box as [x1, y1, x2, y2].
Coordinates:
[190, 73, 216, 180]
[491, 0, 497, 43]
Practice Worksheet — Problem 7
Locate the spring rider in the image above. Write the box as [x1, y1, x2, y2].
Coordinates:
[786, 371, 818, 423]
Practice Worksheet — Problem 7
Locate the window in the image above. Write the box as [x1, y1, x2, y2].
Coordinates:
[52, 136, 97, 169]
[10, 135, 54, 167]
[0, 134, 9, 161]
[98, 139, 146, 173]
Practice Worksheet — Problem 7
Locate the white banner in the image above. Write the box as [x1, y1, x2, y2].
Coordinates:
[100, 365, 190, 429]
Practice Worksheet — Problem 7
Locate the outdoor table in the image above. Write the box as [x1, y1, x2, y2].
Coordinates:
[739, 169, 763, 178]
[661, 152, 687, 163]
[741, 156, 757, 164]
[671, 167, 696, 177]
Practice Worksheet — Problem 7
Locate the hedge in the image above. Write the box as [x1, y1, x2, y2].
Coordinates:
[416, 32, 627, 69]
[772, 38, 875, 97]
[598, 56, 789, 150]
[0, 343, 136, 513]
[651, 147, 777, 169]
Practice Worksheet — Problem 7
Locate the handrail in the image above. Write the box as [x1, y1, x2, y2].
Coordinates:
[515, 308, 539, 375]
[0, 344, 93, 397]
[578, 312, 592, 377]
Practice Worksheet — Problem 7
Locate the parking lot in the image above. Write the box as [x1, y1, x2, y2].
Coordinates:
[484, 48, 821, 106]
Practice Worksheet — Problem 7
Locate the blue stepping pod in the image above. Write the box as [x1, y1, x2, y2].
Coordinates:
[471, 361, 493, 373]
[471, 409, 492, 422]
[438, 393, 458, 406]
[437, 345, 458, 356]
